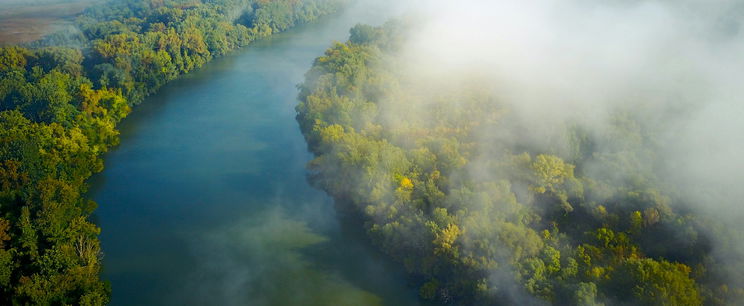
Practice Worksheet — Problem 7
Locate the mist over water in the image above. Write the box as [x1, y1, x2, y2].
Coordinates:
[70, 0, 744, 303]
[90, 1, 419, 305]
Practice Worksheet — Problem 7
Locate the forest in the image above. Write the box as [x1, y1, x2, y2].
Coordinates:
[2, 0, 743, 304]
[296, 21, 744, 305]
[0, 0, 342, 303]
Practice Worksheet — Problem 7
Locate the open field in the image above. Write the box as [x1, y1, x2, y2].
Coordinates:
[0, 0, 99, 45]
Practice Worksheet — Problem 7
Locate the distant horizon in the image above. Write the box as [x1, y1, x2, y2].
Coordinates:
[0, 0, 99, 45]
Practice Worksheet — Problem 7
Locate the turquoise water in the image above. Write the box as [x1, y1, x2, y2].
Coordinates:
[89, 2, 419, 305]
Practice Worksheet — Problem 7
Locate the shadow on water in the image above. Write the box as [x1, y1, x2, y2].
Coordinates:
[87, 1, 422, 305]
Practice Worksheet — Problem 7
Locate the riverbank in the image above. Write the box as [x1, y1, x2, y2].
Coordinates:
[89, 1, 418, 304]
[0, 1, 344, 303]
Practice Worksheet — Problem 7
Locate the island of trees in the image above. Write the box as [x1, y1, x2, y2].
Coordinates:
[0, 0, 342, 304]
[296, 22, 744, 305]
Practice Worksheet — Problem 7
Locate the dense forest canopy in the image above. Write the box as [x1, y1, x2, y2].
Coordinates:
[0, 0, 342, 303]
[296, 2, 744, 303]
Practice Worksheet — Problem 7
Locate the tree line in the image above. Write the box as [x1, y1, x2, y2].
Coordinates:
[0, 0, 342, 304]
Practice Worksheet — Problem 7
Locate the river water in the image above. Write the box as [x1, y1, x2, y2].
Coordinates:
[89, 2, 419, 305]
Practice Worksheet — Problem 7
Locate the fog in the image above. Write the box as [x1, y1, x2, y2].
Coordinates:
[392, 0, 744, 206]
[368, 0, 744, 301]
[5, 0, 743, 303]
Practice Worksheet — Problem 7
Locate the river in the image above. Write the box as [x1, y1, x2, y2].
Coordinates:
[89, 2, 419, 305]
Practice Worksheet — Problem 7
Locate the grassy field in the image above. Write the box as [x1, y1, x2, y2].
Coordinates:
[0, 0, 99, 45]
